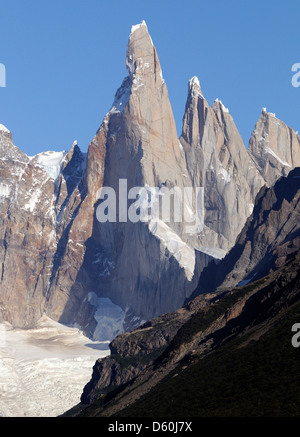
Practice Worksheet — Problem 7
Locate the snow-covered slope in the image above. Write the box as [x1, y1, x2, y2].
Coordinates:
[34, 150, 68, 180]
[0, 316, 109, 417]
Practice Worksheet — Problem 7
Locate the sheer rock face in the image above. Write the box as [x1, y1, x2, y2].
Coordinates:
[219, 167, 300, 290]
[1, 21, 300, 337]
[0, 128, 54, 326]
[195, 167, 300, 295]
[180, 78, 265, 252]
[248, 108, 300, 186]
[45, 134, 106, 328]
[79, 21, 210, 322]
[123, 22, 187, 191]
[0, 127, 87, 326]
[0, 22, 208, 332]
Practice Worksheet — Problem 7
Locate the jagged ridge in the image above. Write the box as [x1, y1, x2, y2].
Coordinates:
[0, 20, 299, 342]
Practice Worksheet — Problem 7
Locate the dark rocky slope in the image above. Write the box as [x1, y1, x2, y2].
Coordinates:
[62, 169, 300, 417]
[193, 167, 300, 297]
[64, 247, 300, 417]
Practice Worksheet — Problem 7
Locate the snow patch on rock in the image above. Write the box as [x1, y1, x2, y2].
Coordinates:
[218, 166, 231, 183]
[130, 20, 147, 36]
[265, 147, 291, 167]
[196, 246, 227, 260]
[215, 98, 229, 113]
[110, 77, 131, 114]
[87, 293, 126, 341]
[35, 150, 68, 180]
[24, 188, 42, 212]
[0, 183, 10, 198]
[189, 76, 203, 98]
[148, 219, 195, 280]
[0, 124, 10, 134]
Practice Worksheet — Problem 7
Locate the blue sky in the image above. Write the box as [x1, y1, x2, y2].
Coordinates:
[0, 0, 299, 156]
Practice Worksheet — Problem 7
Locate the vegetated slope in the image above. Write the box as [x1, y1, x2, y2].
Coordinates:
[117, 299, 300, 417]
[65, 246, 300, 417]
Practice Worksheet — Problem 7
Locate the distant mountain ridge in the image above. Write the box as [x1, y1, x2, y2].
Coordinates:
[0, 21, 299, 341]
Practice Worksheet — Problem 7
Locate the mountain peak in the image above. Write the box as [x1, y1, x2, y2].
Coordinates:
[261, 107, 276, 118]
[189, 76, 200, 87]
[0, 123, 10, 134]
[248, 106, 300, 186]
[212, 98, 229, 114]
[129, 20, 148, 37]
[188, 76, 203, 99]
[125, 21, 163, 85]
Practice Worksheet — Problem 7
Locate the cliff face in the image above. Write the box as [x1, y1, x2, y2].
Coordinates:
[0, 125, 87, 327]
[248, 108, 300, 186]
[195, 167, 300, 296]
[180, 78, 265, 252]
[0, 21, 300, 340]
[79, 21, 207, 322]
[65, 170, 300, 416]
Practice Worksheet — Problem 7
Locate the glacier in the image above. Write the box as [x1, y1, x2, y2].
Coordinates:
[0, 315, 110, 417]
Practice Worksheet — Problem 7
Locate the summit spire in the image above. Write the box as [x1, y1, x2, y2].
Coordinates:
[188, 76, 203, 98]
[125, 20, 163, 85]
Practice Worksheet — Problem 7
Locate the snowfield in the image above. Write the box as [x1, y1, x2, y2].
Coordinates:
[0, 315, 110, 417]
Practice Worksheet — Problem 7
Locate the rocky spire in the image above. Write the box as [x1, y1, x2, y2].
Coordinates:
[125, 20, 164, 87]
[188, 76, 204, 99]
[248, 108, 300, 186]
[1, 20, 298, 342]
[93, 20, 191, 204]
[180, 78, 265, 251]
[80, 22, 208, 325]
[0, 123, 28, 162]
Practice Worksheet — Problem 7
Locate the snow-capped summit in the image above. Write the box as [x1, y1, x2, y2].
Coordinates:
[0, 123, 10, 134]
[213, 98, 229, 113]
[180, 76, 266, 251]
[189, 76, 201, 88]
[0, 20, 300, 358]
[188, 76, 203, 98]
[125, 19, 160, 84]
[130, 20, 147, 36]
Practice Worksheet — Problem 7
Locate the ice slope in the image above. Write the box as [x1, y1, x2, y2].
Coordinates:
[35, 150, 68, 180]
[0, 315, 109, 417]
